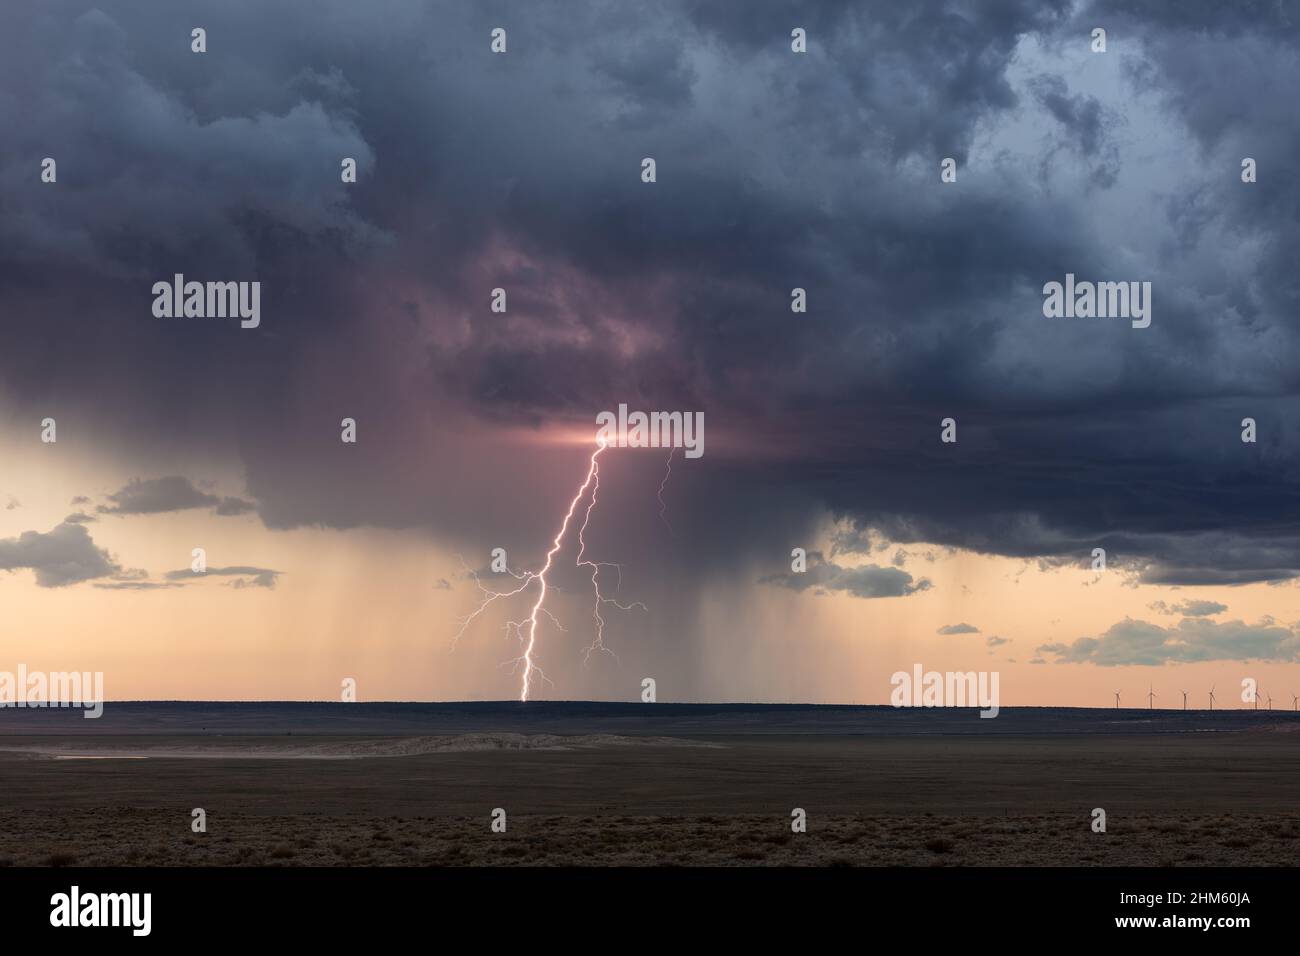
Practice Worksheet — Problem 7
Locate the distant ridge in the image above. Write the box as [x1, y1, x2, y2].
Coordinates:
[2, 701, 1296, 737]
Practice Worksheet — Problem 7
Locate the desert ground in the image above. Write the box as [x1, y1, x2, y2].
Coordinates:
[1, 703, 1297, 866]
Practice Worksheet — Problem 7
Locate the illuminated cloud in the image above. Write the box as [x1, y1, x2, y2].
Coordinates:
[1148, 599, 1228, 618]
[1038, 617, 1300, 666]
[165, 566, 282, 589]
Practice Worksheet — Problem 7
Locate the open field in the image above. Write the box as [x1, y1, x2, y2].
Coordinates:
[5, 808, 1297, 868]
[1, 704, 1298, 866]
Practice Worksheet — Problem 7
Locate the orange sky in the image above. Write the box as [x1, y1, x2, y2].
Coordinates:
[2, 422, 1298, 707]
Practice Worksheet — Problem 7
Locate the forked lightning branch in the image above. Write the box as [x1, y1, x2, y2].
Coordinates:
[453, 408, 702, 700]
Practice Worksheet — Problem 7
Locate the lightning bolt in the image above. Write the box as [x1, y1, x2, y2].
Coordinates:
[453, 438, 653, 701]
[657, 446, 675, 533]
[576, 450, 647, 666]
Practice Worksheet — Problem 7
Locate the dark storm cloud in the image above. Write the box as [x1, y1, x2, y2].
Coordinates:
[97, 476, 254, 517]
[0, 7, 378, 276]
[1088, 0, 1300, 39]
[2, 0, 1299, 600]
[0, 521, 120, 586]
[1026, 72, 1119, 187]
[684, 0, 1072, 163]
[1038, 617, 1300, 666]
[1029, 74, 1108, 157]
[590, 34, 695, 114]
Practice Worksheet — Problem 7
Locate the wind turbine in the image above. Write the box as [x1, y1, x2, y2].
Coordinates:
[1266, 692, 1273, 711]
[1114, 689, 1122, 709]
[1147, 685, 1156, 709]
[1254, 687, 1260, 711]
[1209, 685, 1216, 710]
[1181, 689, 1188, 711]
[1292, 692, 1298, 712]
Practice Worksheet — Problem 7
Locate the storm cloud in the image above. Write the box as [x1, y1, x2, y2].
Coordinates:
[3, 0, 1299, 604]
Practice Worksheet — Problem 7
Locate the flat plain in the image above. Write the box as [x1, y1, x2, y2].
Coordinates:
[1, 703, 1296, 866]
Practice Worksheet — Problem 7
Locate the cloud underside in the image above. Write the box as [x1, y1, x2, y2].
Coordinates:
[98, 476, 254, 517]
